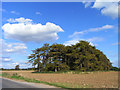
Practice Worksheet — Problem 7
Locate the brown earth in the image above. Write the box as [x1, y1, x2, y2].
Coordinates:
[2, 71, 118, 88]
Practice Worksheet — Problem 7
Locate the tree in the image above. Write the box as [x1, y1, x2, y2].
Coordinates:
[73, 40, 112, 71]
[28, 40, 112, 72]
[64, 45, 74, 70]
[28, 48, 42, 72]
[49, 44, 69, 72]
[40, 43, 50, 71]
[15, 65, 20, 70]
[111, 66, 120, 71]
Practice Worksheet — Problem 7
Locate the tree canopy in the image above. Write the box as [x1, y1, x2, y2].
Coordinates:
[28, 40, 112, 72]
[15, 65, 20, 70]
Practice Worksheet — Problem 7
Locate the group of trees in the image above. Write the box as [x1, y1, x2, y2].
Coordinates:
[28, 41, 112, 72]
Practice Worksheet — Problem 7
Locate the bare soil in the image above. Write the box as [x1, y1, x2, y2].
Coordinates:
[2, 71, 118, 88]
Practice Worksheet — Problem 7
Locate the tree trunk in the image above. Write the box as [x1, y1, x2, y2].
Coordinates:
[81, 64, 82, 68]
[37, 63, 41, 72]
[55, 67, 57, 72]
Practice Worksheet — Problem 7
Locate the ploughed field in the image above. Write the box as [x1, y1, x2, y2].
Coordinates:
[2, 71, 118, 88]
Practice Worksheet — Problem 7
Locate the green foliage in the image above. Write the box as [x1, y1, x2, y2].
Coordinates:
[28, 41, 112, 72]
[15, 65, 20, 70]
[111, 67, 120, 71]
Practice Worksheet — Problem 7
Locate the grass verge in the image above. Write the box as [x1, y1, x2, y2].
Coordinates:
[1, 73, 90, 89]
[32, 70, 116, 74]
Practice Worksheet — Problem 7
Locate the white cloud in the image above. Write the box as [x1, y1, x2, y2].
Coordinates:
[64, 37, 102, 46]
[82, 2, 92, 8]
[4, 62, 31, 69]
[69, 25, 113, 38]
[0, 39, 3, 53]
[35, 12, 41, 15]
[3, 17, 64, 43]
[83, 1, 118, 18]
[10, 11, 19, 15]
[0, 64, 3, 67]
[112, 42, 120, 45]
[4, 43, 27, 53]
[87, 37, 104, 42]
[0, 39, 27, 54]
[3, 58, 12, 62]
[0, 57, 12, 62]
[83, 0, 119, 2]
[7, 17, 32, 23]
[110, 59, 118, 67]
[12, 62, 19, 65]
[64, 39, 80, 46]
[64, 39, 95, 46]
[89, 25, 113, 31]
[5, 62, 19, 69]
[92, 1, 118, 18]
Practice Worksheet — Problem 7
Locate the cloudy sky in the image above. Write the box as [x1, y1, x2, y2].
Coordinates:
[1, 1, 119, 69]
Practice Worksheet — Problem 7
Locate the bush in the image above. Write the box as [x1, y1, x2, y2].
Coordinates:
[111, 67, 120, 71]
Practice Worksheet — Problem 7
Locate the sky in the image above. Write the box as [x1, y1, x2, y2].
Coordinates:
[1, 1, 119, 69]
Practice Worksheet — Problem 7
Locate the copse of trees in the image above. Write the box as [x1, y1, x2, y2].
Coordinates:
[28, 40, 112, 72]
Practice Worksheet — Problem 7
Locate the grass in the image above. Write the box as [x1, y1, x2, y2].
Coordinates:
[1, 73, 10, 77]
[1, 72, 90, 89]
[32, 70, 115, 74]
[32, 70, 86, 74]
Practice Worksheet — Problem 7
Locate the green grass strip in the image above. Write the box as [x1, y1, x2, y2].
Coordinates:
[1, 73, 73, 89]
[2, 72, 91, 89]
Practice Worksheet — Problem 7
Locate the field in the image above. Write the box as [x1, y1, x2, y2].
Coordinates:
[1, 70, 118, 88]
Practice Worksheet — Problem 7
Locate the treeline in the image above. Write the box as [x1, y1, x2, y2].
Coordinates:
[28, 40, 112, 72]
[1, 67, 119, 71]
[0, 68, 35, 70]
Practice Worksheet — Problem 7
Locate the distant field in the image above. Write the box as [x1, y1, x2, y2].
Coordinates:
[2, 70, 118, 88]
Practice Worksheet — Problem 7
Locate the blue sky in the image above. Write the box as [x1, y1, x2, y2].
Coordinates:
[1, 2, 118, 69]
